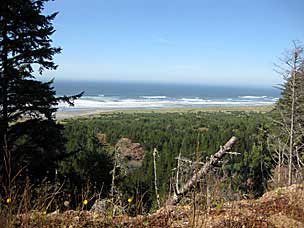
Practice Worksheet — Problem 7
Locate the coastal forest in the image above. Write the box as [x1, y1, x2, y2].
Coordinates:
[1, 0, 304, 227]
[62, 111, 272, 210]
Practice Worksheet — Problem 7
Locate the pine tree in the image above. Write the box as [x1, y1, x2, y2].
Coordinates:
[0, 0, 82, 187]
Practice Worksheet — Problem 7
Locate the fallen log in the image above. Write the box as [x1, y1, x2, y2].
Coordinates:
[167, 136, 237, 205]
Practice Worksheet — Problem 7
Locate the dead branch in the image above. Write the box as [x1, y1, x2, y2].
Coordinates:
[153, 148, 161, 208]
[175, 149, 182, 195]
[175, 157, 205, 165]
[167, 136, 237, 205]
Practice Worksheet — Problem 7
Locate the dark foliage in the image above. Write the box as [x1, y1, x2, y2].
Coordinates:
[0, 0, 81, 192]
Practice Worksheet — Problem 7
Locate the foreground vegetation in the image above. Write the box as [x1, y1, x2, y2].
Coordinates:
[5, 184, 304, 227]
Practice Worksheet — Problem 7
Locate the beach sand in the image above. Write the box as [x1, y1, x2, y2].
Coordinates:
[56, 105, 274, 120]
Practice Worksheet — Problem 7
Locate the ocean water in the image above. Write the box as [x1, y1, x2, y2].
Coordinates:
[54, 80, 280, 111]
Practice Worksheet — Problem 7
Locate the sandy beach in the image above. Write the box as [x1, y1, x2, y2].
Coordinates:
[56, 105, 274, 120]
[56, 109, 115, 120]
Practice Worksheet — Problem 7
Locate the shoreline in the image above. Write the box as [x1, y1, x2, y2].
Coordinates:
[56, 105, 274, 120]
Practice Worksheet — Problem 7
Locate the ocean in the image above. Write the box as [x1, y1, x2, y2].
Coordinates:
[54, 80, 280, 111]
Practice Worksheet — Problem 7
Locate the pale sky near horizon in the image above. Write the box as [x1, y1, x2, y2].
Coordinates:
[43, 0, 304, 87]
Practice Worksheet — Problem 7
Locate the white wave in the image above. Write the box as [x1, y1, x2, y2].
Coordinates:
[59, 99, 168, 109]
[140, 96, 167, 99]
[58, 96, 275, 110]
[80, 95, 118, 102]
[239, 96, 268, 99]
[180, 98, 211, 102]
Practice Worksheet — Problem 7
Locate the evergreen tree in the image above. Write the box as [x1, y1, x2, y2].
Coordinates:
[0, 0, 81, 188]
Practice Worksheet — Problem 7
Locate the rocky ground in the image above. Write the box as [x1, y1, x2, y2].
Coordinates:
[6, 184, 304, 227]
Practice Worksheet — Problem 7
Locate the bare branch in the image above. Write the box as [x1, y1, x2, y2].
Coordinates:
[167, 136, 237, 205]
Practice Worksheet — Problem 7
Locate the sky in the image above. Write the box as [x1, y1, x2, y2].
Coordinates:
[43, 0, 304, 87]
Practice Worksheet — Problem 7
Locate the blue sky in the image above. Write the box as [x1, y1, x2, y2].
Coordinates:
[44, 0, 304, 86]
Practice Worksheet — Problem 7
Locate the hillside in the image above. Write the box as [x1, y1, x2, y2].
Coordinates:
[9, 184, 304, 227]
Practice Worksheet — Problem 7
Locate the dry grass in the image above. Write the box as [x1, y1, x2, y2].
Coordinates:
[3, 184, 304, 227]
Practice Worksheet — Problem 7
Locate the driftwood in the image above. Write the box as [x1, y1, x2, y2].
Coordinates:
[167, 136, 237, 205]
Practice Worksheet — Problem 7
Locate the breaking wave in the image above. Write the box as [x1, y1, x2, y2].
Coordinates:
[239, 95, 268, 99]
[58, 94, 277, 110]
[140, 96, 167, 99]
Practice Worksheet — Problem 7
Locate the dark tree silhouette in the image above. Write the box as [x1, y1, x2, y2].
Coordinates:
[0, 0, 82, 189]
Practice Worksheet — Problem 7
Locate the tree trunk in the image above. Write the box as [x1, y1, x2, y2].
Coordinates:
[288, 51, 298, 186]
[153, 148, 161, 208]
[1, 17, 10, 192]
